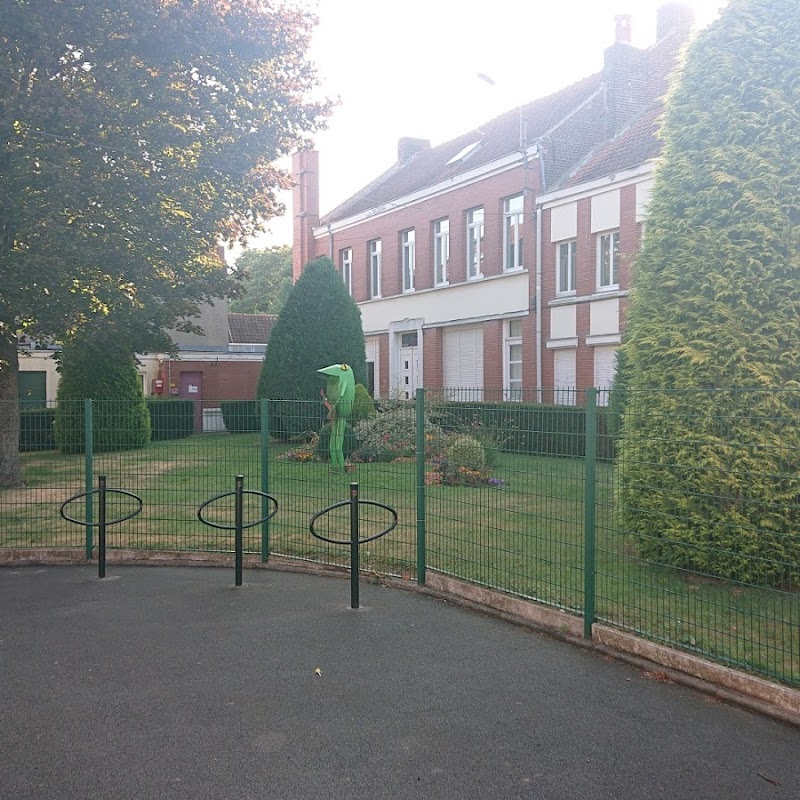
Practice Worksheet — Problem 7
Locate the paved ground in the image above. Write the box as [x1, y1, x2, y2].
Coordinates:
[1, 565, 799, 800]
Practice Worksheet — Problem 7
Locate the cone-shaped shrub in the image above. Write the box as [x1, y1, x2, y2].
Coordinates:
[618, 0, 800, 586]
[257, 257, 367, 438]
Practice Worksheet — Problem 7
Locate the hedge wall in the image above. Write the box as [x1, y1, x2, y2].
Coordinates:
[429, 400, 615, 460]
[147, 399, 195, 441]
[19, 408, 57, 452]
[220, 400, 261, 433]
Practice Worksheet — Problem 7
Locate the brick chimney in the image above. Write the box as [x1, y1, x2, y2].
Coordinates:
[603, 18, 647, 139]
[397, 137, 430, 163]
[291, 149, 320, 282]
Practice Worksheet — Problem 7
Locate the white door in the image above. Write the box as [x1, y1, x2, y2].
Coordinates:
[399, 331, 419, 400]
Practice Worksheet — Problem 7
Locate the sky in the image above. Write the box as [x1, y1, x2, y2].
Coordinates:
[228, 0, 728, 261]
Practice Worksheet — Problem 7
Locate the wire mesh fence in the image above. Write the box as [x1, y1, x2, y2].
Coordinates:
[1, 389, 798, 687]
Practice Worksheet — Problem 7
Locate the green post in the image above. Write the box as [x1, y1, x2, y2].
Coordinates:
[260, 398, 270, 562]
[415, 387, 426, 585]
[583, 388, 597, 639]
[84, 399, 94, 560]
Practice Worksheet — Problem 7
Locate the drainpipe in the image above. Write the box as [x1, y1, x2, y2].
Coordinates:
[535, 203, 543, 404]
[327, 224, 333, 260]
[535, 145, 546, 404]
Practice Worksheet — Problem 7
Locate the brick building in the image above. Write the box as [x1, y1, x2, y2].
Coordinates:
[293, 5, 694, 403]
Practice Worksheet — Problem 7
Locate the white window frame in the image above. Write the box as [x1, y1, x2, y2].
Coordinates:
[557, 240, 577, 295]
[341, 247, 352, 296]
[466, 207, 484, 280]
[504, 318, 523, 401]
[434, 218, 449, 286]
[503, 195, 524, 272]
[369, 239, 382, 299]
[401, 229, 415, 293]
[597, 230, 620, 290]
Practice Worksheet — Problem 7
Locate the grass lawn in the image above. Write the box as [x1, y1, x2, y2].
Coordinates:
[1, 433, 797, 686]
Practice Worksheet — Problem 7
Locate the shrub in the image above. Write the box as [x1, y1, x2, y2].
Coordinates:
[257, 257, 367, 440]
[19, 408, 56, 452]
[352, 406, 447, 463]
[147, 399, 194, 441]
[351, 383, 376, 423]
[220, 400, 261, 433]
[444, 434, 487, 471]
[54, 333, 150, 454]
[619, 0, 800, 585]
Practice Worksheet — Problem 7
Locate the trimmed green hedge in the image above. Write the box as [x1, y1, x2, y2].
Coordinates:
[220, 400, 261, 433]
[147, 399, 195, 441]
[429, 400, 615, 460]
[19, 408, 57, 452]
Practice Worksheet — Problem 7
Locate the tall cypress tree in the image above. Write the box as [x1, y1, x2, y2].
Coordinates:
[619, 0, 800, 585]
[257, 257, 367, 438]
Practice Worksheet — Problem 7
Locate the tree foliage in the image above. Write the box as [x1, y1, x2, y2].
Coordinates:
[229, 246, 293, 315]
[0, 0, 329, 486]
[258, 257, 367, 438]
[618, 0, 800, 585]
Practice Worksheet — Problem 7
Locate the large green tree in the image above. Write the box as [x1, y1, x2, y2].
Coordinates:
[0, 0, 329, 486]
[618, 0, 800, 585]
[258, 257, 366, 439]
[229, 245, 293, 315]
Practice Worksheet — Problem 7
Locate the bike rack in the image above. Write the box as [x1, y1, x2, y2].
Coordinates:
[309, 482, 398, 609]
[197, 475, 278, 586]
[60, 475, 143, 579]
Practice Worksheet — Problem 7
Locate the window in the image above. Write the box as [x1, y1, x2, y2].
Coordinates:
[434, 218, 449, 285]
[597, 231, 620, 289]
[340, 247, 352, 295]
[557, 240, 576, 294]
[401, 229, 415, 292]
[466, 208, 484, 279]
[504, 318, 523, 401]
[503, 195, 524, 271]
[369, 239, 382, 298]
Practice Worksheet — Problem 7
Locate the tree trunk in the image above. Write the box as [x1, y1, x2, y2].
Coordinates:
[0, 316, 23, 488]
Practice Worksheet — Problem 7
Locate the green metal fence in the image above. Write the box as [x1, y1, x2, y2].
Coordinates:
[1, 390, 798, 687]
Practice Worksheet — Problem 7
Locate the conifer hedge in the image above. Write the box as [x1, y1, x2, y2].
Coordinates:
[257, 257, 367, 439]
[618, 0, 800, 586]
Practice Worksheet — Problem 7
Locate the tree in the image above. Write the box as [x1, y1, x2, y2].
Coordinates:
[55, 326, 151, 454]
[229, 246, 293, 315]
[618, 0, 800, 585]
[257, 257, 367, 439]
[0, 0, 329, 486]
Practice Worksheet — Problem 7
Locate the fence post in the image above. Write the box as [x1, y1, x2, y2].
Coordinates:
[415, 387, 426, 585]
[84, 399, 94, 560]
[583, 388, 597, 640]
[260, 397, 270, 562]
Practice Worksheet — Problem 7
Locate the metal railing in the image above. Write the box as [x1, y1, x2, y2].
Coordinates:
[2, 389, 798, 687]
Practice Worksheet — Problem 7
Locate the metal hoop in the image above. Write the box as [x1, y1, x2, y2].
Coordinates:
[309, 499, 398, 546]
[197, 490, 278, 531]
[60, 488, 143, 528]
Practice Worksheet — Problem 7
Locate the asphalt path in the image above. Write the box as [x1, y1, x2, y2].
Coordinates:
[1, 566, 798, 799]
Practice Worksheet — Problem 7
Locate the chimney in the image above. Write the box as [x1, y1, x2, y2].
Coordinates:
[614, 14, 633, 44]
[604, 14, 647, 138]
[656, 3, 695, 41]
[292, 149, 320, 282]
[397, 137, 430, 163]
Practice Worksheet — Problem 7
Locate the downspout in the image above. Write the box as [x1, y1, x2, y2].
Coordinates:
[535, 145, 546, 404]
[327, 224, 333, 260]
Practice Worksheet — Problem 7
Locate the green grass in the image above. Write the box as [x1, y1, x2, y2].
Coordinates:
[1, 434, 797, 686]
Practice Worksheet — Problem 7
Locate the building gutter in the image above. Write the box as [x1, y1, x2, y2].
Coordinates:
[535, 147, 547, 404]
